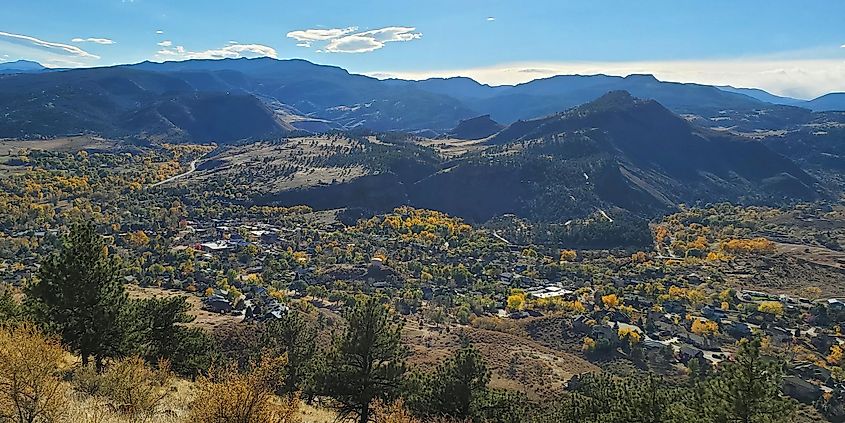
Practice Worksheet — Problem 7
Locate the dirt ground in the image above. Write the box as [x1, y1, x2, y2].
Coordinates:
[0, 136, 116, 153]
[126, 285, 239, 330]
[776, 242, 845, 271]
[402, 323, 599, 400]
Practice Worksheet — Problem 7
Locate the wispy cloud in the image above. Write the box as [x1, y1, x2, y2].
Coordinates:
[367, 58, 845, 99]
[0, 31, 100, 66]
[71, 37, 115, 45]
[155, 41, 277, 60]
[155, 30, 164, 34]
[157, 40, 172, 47]
[0, 31, 99, 59]
[486, 17, 496, 21]
[287, 26, 421, 53]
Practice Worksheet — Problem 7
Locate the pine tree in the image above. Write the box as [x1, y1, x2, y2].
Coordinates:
[409, 344, 491, 420]
[130, 296, 213, 377]
[27, 222, 128, 371]
[261, 311, 317, 396]
[695, 337, 796, 423]
[320, 296, 406, 423]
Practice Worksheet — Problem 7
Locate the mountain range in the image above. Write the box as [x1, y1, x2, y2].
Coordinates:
[196, 91, 828, 224]
[0, 57, 843, 143]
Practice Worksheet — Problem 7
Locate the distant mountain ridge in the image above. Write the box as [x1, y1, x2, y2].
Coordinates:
[245, 92, 825, 223]
[0, 57, 843, 141]
[0, 60, 48, 74]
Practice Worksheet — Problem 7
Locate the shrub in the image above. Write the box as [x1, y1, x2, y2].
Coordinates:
[372, 399, 420, 423]
[0, 323, 68, 423]
[71, 356, 171, 420]
[188, 357, 300, 423]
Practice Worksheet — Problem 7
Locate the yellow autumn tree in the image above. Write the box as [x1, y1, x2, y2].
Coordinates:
[0, 324, 68, 423]
[828, 345, 844, 365]
[126, 230, 150, 248]
[560, 249, 577, 262]
[691, 319, 719, 337]
[507, 291, 526, 311]
[618, 327, 641, 345]
[758, 301, 785, 317]
[630, 251, 649, 263]
[601, 294, 620, 309]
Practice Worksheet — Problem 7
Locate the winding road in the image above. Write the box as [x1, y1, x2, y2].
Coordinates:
[149, 158, 199, 188]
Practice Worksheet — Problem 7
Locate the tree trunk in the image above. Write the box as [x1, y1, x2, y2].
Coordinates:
[360, 403, 370, 423]
[95, 355, 104, 373]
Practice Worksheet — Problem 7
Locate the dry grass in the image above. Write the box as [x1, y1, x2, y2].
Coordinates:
[63, 377, 339, 423]
[402, 324, 599, 400]
[126, 285, 238, 330]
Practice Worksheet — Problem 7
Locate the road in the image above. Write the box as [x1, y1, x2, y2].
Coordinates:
[149, 159, 198, 188]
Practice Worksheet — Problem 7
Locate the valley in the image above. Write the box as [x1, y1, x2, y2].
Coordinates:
[0, 56, 844, 423]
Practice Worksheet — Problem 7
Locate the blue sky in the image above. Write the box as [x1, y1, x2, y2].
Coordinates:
[2, 0, 844, 98]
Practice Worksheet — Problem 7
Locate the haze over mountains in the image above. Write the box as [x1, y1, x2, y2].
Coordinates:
[0, 57, 843, 143]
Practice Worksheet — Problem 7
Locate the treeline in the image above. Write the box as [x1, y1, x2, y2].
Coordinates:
[0, 223, 799, 422]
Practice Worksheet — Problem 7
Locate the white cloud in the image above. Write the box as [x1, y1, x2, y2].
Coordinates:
[156, 30, 164, 34]
[71, 37, 115, 45]
[155, 42, 277, 60]
[157, 40, 172, 47]
[487, 17, 496, 21]
[367, 58, 845, 100]
[0, 31, 99, 60]
[287, 26, 421, 53]
[286, 27, 357, 42]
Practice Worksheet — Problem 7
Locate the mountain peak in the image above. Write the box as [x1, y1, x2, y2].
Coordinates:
[448, 114, 503, 140]
[623, 73, 659, 83]
[0, 59, 46, 73]
[581, 90, 637, 109]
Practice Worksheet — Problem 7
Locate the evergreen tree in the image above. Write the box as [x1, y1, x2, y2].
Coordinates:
[320, 296, 406, 423]
[0, 288, 21, 323]
[409, 344, 491, 420]
[695, 337, 796, 423]
[130, 296, 213, 377]
[261, 311, 317, 396]
[27, 222, 128, 370]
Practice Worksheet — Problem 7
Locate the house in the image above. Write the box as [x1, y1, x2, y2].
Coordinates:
[199, 241, 230, 252]
[662, 300, 687, 314]
[723, 321, 753, 339]
[793, 361, 832, 384]
[592, 324, 619, 344]
[766, 326, 794, 345]
[642, 338, 666, 351]
[828, 299, 845, 312]
[702, 305, 727, 321]
[679, 345, 705, 364]
[572, 315, 592, 333]
[202, 295, 232, 313]
[782, 376, 822, 404]
[685, 333, 719, 351]
[812, 331, 836, 353]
